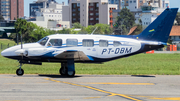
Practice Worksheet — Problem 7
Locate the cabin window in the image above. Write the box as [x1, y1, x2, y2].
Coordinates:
[83, 39, 94, 47]
[66, 39, 78, 46]
[48, 39, 62, 46]
[99, 40, 108, 47]
[113, 41, 121, 47]
[38, 37, 49, 46]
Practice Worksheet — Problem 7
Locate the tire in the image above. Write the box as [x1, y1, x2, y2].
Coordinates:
[16, 69, 24, 76]
[67, 71, 75, 77]
[60, 67, 67, 76]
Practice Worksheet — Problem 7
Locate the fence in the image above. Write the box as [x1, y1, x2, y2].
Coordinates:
[0, 43, 16, 50]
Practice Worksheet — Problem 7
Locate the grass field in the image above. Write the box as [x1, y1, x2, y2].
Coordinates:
[0, 51, 180, 75]
[0, 39, 180, 75]
[0, 39, 17, 50]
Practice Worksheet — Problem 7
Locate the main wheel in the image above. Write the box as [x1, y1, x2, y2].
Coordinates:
[16, 69, 24, 76]
[59, 67, 67, 76]
[67, 71, 75, 77]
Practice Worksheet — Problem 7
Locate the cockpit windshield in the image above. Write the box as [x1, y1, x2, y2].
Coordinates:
[37, 37, 49, 46]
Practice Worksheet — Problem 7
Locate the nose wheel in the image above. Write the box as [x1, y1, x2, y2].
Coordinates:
[16, 68, 24, 76]
[16, 63, 24, 76]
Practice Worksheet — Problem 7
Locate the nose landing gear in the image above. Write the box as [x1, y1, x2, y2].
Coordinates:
[16, 63, 24, 76]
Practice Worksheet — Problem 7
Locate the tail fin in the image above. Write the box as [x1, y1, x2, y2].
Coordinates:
[136, 8, 178, 43]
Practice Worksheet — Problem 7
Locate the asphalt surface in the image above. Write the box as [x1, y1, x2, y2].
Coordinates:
[0, 75, 180, 101]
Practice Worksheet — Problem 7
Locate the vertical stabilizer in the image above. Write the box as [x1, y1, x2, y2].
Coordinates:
[136, 8, 178, 43]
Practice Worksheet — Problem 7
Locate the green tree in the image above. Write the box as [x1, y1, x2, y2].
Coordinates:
[131, 19, 143, 35]
[14, 18, 49, 43]
[29, 26, 49, 42]
[115, 8, 135, 35]
[175, 12, 180, 25]
[15, 18, 29, 43]
[73, 22, 82, 28]
[85, 25, 96, 34]
[57, 28, 72, 34]
[85, 24, 113, 35]
[0, 15, 4, 21]
[167, 38, 172, 44]
[78, 27, 88, 34]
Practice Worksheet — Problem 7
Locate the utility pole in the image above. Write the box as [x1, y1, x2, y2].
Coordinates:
[120, 20, 124, 35]
[17, 0, 19, 19]
[16, 0, 19, 45]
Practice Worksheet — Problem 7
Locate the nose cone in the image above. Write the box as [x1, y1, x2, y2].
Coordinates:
[1, 45, 20, 57]
[1, 43, 43, 57]
[1, 49, 11, 57]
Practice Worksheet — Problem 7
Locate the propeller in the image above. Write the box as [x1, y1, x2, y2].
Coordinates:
[21, 34, 23, 49]
[20, 34, 23, 62]
[15, 34, 28, 58]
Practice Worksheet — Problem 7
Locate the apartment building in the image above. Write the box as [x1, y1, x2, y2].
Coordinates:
[138, 0, 169, 28]
[36, 2, 63, 21]
[63, 0, 117, 27]
[110, 0, 169, 30]
[108, 0, 123, 9]
[0, 0, 24, 20]
[31, 1, 70, 29]
[162, 0, 169, 8]
[29, 0, 57, 17]
[108, 0, 163, 11]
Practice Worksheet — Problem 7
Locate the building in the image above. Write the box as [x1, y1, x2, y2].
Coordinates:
[0, 0, 24, 20]
[109, 0, 166, 27]
[108, 0, 146, 10]
[162, 0, 169, 8]
[132, 0, 169, 28]
[29, 0, 57, 17]
[108, 0, 164, 11]
[140, 12, 160, 28]
[112, 9, 121, 25]
[169, 26, 180, 50]
[137, 0, 169, 28]
[63, 0, 117, 28]
[123, 0, 163, 12]
[36, 2, 63, 21]
[108, 0, 123, 9]
[31, 1, 70, 29]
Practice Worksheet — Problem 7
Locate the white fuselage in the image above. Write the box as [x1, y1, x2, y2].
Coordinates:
[1, 34, 152, 63]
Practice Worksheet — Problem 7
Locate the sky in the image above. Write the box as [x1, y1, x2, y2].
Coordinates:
[24, 0, 180, 17]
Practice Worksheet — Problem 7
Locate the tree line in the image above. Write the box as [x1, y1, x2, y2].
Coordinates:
[11, 19, 114, 43]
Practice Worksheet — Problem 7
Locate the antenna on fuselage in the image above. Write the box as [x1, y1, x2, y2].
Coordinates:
[91, 27, 98, 35]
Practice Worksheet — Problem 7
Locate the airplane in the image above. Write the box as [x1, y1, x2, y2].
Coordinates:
[1, 8, 178, 77]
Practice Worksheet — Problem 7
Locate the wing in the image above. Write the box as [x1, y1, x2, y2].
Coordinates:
[54, 50, 90, 61]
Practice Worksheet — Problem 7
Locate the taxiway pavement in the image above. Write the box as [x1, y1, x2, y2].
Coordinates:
[0, 75, 180, 101]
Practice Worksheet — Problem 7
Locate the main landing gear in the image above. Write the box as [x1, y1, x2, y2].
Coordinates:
[16, 63, 24, 76]
[59, 60, 75, 77]
[15, 60, 75, 77]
